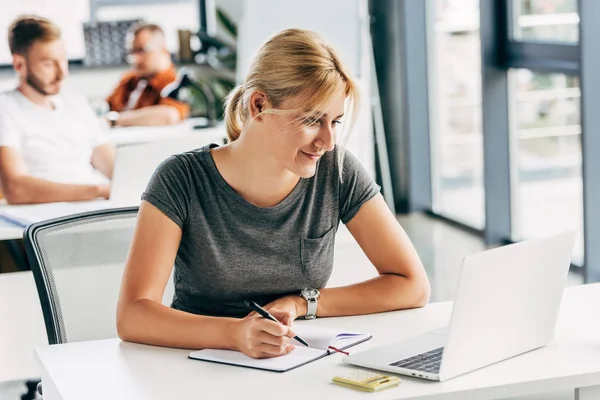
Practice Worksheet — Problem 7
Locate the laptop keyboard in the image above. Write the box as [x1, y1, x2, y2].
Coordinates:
[389, 347, 444, 374]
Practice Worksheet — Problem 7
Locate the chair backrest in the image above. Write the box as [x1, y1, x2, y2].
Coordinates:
[24, 207, 174, 345]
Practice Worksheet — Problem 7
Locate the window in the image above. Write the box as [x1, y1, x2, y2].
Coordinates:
[505, 0, 583, 264]
[429, 0, 485, 229]
[511, 0, 579, 43]
[403, 0, 592, 278]
[510, 69, 583, 263]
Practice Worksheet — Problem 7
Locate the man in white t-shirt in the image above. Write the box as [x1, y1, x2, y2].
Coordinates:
[0, 16, 115, 204]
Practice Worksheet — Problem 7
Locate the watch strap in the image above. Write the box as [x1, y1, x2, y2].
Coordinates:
[305, 297, 317, 319]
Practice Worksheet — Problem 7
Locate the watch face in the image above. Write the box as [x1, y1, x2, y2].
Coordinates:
[106, 111, 119, 122]
[302, 288, 319, 297]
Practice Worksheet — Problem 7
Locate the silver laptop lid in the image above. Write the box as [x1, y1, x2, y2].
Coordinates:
[439, 231, 576, 381]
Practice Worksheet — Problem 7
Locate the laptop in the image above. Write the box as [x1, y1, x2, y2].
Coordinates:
[344, 231, 577, 381]
[110, 136, 210, 206]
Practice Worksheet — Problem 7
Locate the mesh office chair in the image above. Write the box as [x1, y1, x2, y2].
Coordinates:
[24, 207, 140, 345]
[22, 207, 143, 399]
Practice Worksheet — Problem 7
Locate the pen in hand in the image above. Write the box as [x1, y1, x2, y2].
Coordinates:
[244, 300, 310, 347]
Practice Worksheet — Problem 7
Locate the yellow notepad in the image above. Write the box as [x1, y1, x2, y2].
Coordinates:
[333, 370, 401, 392]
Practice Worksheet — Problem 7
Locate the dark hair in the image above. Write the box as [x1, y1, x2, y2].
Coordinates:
[8, 15, 61, 55]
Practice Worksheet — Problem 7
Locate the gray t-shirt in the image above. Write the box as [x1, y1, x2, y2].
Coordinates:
[142, 144, 380, 318]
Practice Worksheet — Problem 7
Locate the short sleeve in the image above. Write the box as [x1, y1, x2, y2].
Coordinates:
[339, 149, 381, 224]
[0, 107, 21, 149]
[141, 155, 191, 229]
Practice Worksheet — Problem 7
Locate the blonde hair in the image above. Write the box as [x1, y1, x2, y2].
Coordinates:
[224, 28, 359, 145]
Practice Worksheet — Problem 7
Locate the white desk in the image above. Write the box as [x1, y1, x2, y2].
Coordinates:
[107, 118, 226, 147]
[35, 284, 600, 400]
[0, 200, 118, 241]
[0, 219, 25, 241]
[0, 271, 47, 382]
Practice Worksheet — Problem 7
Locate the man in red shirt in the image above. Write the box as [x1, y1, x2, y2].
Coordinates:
[106, 24, 189, 127]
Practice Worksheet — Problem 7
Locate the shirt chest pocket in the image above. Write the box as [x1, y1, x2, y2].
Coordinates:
[300, 226, 335, 287]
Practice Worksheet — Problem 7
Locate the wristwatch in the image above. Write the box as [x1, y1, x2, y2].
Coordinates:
[106, 111, 120, 128]
[300, 288, 320, 320]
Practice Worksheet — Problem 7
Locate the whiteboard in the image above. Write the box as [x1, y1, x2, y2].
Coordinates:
[0, 0, 89, 65]
[237, 0, 366, 83]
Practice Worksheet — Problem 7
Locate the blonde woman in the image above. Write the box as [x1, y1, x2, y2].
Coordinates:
[117, 29, 430, 359]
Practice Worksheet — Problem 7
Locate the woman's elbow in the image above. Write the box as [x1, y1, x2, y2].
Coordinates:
[116, 302, 137, 342]
[393, 273, 430, 309]
[117, 321, 132, 342]
[411, 275, 431, 308]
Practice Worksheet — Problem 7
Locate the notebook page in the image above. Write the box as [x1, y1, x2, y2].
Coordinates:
[189, 345, 325, 372]
[291, 325, 340, 350]
[329, 333, 371, 350]
[292, 325, 370, 350]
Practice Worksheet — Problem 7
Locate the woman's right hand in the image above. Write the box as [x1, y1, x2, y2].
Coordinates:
[234, 309, 297, 359]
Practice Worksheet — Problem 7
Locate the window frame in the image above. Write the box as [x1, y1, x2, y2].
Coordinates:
[395, 0, 600, 281]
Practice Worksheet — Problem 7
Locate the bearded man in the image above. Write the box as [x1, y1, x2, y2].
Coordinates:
[0, 15, 115, 204]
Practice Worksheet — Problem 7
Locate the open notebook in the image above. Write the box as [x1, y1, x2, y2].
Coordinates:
[189, 324, 371, 372]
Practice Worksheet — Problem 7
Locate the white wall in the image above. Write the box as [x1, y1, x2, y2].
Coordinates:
[216, 0, 244, 23]
[237, 0, 365, 82]
[0, 0, 89, 65]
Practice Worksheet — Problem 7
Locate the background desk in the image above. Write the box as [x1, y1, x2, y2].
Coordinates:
[0, 219, 26, 241]
[0, 122, 227, 241]
[35, 284, 600, 400]
[107, 118, 226, 147]
[0, 271, 47, 383]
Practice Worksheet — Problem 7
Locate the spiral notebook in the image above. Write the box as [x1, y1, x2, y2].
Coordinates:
[188, 324, 372, 372]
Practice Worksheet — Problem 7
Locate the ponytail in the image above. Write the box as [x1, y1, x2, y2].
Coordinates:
[224, 85, 245, 142]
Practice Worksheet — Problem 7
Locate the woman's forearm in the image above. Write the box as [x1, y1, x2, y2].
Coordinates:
[300, 274, 430, 318]
[117, 298, 239, 350]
